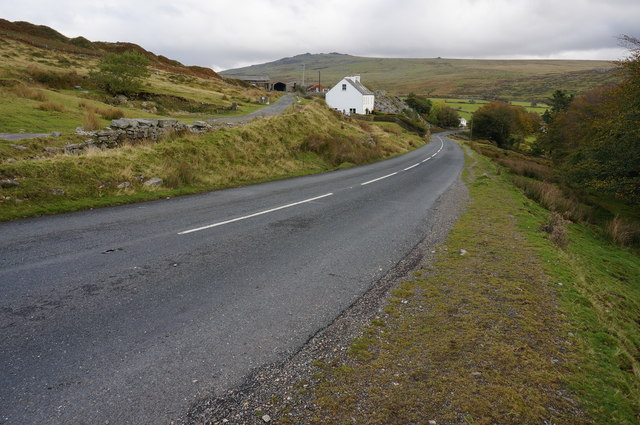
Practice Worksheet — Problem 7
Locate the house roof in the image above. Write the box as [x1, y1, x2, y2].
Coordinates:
[345, 77, 373, 96]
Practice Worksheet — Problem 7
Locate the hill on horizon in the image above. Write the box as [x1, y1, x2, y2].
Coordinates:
[221, 52, 618, 101]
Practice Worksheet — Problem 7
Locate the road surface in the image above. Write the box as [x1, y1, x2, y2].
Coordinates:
[0, 132, 464, 425]
[208, 93, 295, 125]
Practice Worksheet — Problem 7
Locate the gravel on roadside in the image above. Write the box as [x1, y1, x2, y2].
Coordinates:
[181, 171, 469, 425]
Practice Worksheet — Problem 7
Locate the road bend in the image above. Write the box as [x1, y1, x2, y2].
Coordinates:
[0, 132, 464, 425]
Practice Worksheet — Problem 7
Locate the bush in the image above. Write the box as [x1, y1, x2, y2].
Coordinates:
[90, 51, 150, 95]
[539, 211, 570, 247]
[37, 101, 65, 112]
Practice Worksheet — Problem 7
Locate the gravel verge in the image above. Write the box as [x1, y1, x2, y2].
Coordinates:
[181, 165, 470, 425]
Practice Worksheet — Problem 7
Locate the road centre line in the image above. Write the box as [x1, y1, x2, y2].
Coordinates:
[178, 193, 334, 234]
[360, 172, 398, 186]
[178, 138, 447, 234]
[403, 163, 420, 171]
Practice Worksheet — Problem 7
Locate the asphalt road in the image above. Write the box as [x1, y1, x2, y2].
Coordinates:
[208, 93, 295, 124]
[0, 132, 464, 425]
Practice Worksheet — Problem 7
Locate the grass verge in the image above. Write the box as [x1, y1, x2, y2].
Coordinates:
[275, 142, 639, 424]
[0, 100, 424, 221]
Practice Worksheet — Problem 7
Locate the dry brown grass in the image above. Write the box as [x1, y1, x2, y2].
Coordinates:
[82, 110, 101, 130]
[37, 101, 65, 112]
[605, 216, 640, 247]
[495, 157, 556, 182]
[511, 176, 592, 223]
[78, 101, 124, 120]
[99, 108, 125, 120]
[301, 133, 384, 166]
[13, 84, 48, 101]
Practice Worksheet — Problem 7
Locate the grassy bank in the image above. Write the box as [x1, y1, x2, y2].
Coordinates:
[0, 36, 277, 133]
[0, 100, 425, 221]
[270, 142, 639, 424]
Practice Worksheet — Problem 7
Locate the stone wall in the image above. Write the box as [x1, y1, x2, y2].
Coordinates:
[71, 118, 216, 151]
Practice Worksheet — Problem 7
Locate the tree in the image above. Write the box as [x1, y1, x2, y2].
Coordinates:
[405, 93, 432, 115]
[91, 50, 150, 96]
[428, 103, 460, 128]
[471, 101, 538, 149]
[542, 36, 640, 203]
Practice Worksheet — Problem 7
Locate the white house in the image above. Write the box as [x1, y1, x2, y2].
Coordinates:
[459, 117, 468, 127]
[325, 75, 374, 115]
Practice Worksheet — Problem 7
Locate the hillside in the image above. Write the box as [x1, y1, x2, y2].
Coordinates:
[222, 53, 618, 101]
[0, 19, 218, 79]
[0, 20, 426, 220]
[0, 19, 278, 133]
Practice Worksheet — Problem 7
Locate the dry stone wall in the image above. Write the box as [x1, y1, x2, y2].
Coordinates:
[70, 118, 216, 151]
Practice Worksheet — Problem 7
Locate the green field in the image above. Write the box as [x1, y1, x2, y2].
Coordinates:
[428, 97, 549, 120]
[222, 53, 618, 100]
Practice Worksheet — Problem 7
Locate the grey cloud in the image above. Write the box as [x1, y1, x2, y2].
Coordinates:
[0, 0, 637, 69]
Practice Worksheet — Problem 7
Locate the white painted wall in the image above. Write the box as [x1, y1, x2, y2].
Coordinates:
[325, 77, 374, 115]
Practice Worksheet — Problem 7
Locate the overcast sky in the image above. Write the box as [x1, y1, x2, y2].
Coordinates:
[1, 0, 638, 70]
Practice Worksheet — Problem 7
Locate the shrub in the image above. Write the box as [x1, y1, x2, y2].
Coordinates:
[90, 51, 150, 95]
[37, 101, 65, 112]
[539, 211, 570, 247]
[83, 110, 102, 131]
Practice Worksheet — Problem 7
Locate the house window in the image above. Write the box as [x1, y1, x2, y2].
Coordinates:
[342, 84, 347, 91]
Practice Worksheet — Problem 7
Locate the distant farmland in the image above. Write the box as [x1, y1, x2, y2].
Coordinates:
[222, 53, 618, 101]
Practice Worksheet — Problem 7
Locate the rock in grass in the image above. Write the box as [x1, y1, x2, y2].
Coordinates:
[10, 144, 27, 150]
[143, 177, 163, 187]
[0, 178, 19, 188]
[261, 414, 271, 423]
[117, 181, 131, 189]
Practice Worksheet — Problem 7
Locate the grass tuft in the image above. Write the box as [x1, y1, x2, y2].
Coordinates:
[82, 110, 101, 130]
[37, 101, 65, 112]
[13, 84, 48, 101]
[605, 216, 640, 247]
[99, 107, 125, 120]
